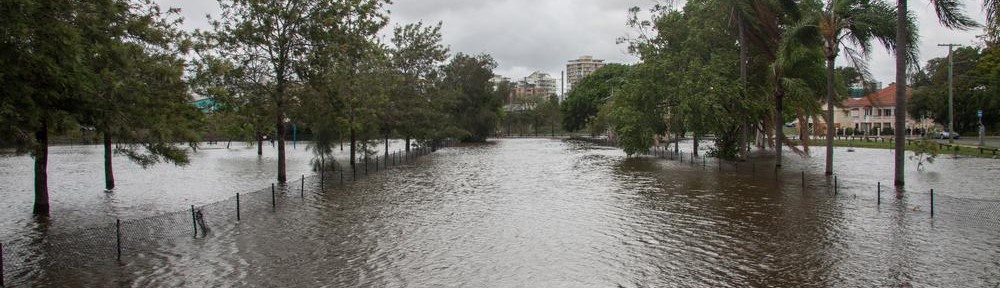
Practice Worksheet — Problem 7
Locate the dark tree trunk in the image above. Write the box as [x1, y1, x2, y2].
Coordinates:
[825, 56, 836, 175]
[276, 108, 287, 183]
[775, 86, 785, 168]
[894, 0, 907, 187]
[693, 134, 700, 157]
[33, 118, 50, 216]
[104, 132, 115, 190]
[350, 125, 357, 171]
[257, 133, 263, 156]
[739, 17, 750, 160]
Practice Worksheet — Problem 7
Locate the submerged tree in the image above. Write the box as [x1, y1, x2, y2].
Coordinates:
[79, 0, 201, 191]
[893, 0, 977, 187]
[440, 53, 503, 142]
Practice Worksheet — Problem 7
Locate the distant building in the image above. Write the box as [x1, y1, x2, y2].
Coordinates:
[510, 71, 557, 103]
[566, 55, 605, 92]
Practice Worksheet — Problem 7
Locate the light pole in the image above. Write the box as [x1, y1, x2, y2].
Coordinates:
[938, 43, 960, 143]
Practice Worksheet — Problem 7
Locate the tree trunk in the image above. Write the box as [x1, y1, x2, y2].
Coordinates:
[384, 134, 389, 166]
[894, 0, 907, 187]
[825, 56, 836, 175]
[405, 137, 411, 153]
[277, 117, 287, 183]
[775, 85, 785, 168]
[104, 132, 115, 190]
[33, 118, 50, 216]
[738, 14, 749, 161]
[350, 124, 357, 171]
[693, 134, 699, 157]
[257, 133, 263, 156]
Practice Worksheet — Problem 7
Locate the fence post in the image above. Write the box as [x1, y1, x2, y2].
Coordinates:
[190, 205, 197, 237]
[271, 183, 276, 210]
[801, 171, 805, 188]
[301, 175, 305, 197]
[1, 242, 4, 287]
[877, 182, 881, 206]
[834, 176, 838, 195]
[236, 193, 241, 221]
[930, 189, 935, 217]
[340, 170, 344, 185]
[116, 219, 122, 261]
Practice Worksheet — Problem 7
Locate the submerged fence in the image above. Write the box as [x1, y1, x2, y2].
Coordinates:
[0, 145, 440, 286]
[573, 136, 1000, 226]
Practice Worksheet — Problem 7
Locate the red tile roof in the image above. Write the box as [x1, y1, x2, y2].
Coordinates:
[842, 83, 912, 108]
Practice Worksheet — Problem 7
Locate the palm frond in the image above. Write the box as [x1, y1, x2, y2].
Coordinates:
[930, 0, 979, 30]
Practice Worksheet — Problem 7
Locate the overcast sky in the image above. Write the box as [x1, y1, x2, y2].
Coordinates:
[160, 0, 989, 89]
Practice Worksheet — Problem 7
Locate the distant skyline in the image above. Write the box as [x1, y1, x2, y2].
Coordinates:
[160, 0, 990, 86]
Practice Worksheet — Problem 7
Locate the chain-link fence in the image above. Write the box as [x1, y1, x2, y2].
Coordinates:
[571, 136, 1000, 229]
[0, 146, 439, 287]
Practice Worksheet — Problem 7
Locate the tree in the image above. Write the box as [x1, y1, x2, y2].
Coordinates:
[210, 0, 318, 183]
[79, 0, 200, 190]
[810, 0, 901, 175]
[1, 0, 91, 215]
[296, 0, 390, 170]
[910, 46, 995, 133]
[388, 22, 449, 152]
[893, 0, 976, 187]
[440, 53, 503, 142]
[560, 64, 631, 133]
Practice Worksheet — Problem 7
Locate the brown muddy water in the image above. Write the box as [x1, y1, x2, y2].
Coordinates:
[0, 138, 998, 287]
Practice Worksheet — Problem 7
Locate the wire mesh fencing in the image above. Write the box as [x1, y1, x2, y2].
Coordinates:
[0, 145, 439, 286]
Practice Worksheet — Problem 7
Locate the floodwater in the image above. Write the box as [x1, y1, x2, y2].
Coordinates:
[1, 138, 998, 287]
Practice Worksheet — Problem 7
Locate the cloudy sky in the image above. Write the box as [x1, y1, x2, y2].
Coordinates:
[160, 0, 989, 90]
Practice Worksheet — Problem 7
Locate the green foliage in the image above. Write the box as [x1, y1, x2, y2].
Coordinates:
[440, 53, 502, 142]
[0, 0, 90, 152]
[910, 46, 996, 134]
[385, 22, 450, 142]
[560, 64, 631, 132]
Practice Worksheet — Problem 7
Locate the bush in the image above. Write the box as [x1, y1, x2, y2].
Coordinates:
[880, 127, 894, 136]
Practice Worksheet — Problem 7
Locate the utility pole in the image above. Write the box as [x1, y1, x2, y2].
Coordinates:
[938, 43, 960, 144]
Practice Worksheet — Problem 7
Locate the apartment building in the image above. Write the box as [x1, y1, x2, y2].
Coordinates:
[566, 55, 605, 92]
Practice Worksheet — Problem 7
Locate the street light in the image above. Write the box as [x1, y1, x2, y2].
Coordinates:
[937, 43, 960, 144]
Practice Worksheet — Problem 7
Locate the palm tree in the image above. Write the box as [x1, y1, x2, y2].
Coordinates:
[816, 0, 899, 176]
[894, 0, 976, 187]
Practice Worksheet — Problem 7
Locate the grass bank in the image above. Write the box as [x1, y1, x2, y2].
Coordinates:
[791, 138, 1000, 159]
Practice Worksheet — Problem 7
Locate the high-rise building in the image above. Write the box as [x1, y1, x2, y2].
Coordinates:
[566, 55, 605, 92]
[511, 71, 557, 102]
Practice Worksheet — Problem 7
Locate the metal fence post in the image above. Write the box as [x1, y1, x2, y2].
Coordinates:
[877, 182, 881, 206]
[930, 189, 935, 217]
[1, 242, 4, 287]
[301, 175, 304, 198]
[236, 193, 241, 221]
[271, 183, 276, 210]
[116, 219, 122, 261]
[190, 205, 197, 237]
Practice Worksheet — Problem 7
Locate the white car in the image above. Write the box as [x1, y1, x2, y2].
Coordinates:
[935, 131, 960, 139]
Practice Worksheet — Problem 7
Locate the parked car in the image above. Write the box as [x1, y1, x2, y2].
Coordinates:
[935, 131, 960, 139]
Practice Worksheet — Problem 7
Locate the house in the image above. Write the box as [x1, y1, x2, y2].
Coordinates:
[801, 83, 936, 136]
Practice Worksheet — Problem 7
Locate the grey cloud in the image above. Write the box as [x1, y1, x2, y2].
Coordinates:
[157, 0, 987, 86]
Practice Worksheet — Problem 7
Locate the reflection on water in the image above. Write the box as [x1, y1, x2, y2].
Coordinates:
[2, 138, 999, 286]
